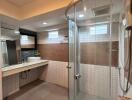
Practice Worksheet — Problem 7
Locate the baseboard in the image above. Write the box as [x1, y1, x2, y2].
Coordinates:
[3, 88, 20, 100]
[8, 88, 20, 96]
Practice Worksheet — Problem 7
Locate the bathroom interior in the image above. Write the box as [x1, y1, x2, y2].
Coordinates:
[0, 0, 132, 100]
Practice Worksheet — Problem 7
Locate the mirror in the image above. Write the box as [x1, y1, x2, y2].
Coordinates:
[0, 24, 21, 67]
[20, 35, 35, 49]
[19, 29, 37, 50]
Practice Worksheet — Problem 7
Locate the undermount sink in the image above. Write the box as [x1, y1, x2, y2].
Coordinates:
[27, 57, 41, 62]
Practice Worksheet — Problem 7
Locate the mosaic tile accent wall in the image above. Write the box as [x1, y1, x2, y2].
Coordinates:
[21, 50, 35, 61]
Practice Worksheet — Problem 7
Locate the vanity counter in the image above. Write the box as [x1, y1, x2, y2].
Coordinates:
[2, 60, 48, 77]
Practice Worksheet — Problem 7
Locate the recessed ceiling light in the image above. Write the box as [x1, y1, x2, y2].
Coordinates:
[43, 22, 47, 25]
[84, 6, 87, 12]
[78, 14, 84, 18]
[14, 30, 20, 34]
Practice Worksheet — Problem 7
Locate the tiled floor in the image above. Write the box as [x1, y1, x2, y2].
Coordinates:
[6, 80, 68, 100]
[5, 80, 132, 100]
[118, 96, 132, 100]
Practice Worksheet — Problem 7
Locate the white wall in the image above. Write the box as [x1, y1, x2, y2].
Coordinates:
[40, 60, 68, 88]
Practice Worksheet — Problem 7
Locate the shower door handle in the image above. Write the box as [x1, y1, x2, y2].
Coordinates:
[67, 65, 72, 69]
[75, 74, 81, 79]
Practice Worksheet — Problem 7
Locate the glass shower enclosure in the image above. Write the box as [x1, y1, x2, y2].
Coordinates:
[67, 0, 121, 100]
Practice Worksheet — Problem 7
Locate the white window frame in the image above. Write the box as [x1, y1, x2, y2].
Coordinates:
[48, 31, 59, 39]
[89, 24, 108, 35]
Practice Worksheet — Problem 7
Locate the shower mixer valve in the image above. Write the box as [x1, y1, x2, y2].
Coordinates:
[75, 74, 81, 79]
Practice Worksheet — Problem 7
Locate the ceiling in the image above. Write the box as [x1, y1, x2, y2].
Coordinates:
[19, 0, 123, 32]
[0, 0, 71, 19]
[20, 8, 67, 32]
[6, 0, 34, 6]
[0, 0, 123, 32]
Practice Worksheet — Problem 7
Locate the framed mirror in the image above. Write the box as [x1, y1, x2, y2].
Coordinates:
[19, 29, 37, 51]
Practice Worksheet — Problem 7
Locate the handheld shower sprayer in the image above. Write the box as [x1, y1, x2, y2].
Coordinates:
[118, 0, 132, 94]
[118, 26, 132, 95]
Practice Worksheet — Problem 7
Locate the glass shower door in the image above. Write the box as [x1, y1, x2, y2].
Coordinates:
[68, 0, 119, 100]
[68, 19, 75, 100]
[68, 20, 115, 100]
[68, 19, 80, 100]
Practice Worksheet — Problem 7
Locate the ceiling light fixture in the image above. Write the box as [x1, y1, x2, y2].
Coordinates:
[14, 30, 20, 34]
[78, 14, 84, 18]
[43, 22, 47, 25]
[84, 6, 87, 12]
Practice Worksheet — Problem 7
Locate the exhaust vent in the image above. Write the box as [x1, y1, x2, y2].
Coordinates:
[93, 6, 110, 16]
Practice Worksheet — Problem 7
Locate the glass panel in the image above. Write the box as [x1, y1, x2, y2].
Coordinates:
[68, 19, 80, 100]
[0, 19, 3, 100]
[68, 20, 76, 100]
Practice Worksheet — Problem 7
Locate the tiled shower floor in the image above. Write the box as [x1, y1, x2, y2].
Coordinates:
[77, 93, 132, 100]
[77, 93, 109, 100]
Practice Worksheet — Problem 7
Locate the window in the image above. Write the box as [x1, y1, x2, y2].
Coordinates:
[48, 31, 59, 39]
[89, 24, 108, 35]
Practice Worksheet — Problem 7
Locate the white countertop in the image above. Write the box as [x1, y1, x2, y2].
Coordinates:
[2, 60, 48, 77]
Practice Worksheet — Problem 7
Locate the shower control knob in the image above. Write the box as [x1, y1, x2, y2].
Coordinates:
[75, 74, 81, 79]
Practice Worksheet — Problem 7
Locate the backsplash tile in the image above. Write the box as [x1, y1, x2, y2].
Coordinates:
[21, 50, 35, 61]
